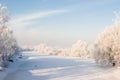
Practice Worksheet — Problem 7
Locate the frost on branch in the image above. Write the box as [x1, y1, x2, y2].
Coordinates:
[94, 15, 120, 66]
[0, 4, 19, 67]
[0, 5, 9, 27]
[70, 40, 88, 58]
[34, 44, 70, 56]
[34, 40, 91, 59]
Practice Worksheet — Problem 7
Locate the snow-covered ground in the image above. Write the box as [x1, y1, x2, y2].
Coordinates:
[1, 51, 120, 80]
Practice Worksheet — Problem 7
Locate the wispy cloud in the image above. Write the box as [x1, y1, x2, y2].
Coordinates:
[9, 9, 68, 34]
[9, 10, 68, 25]
[8, 9, 68, 46]
[9, 9, 68, 31]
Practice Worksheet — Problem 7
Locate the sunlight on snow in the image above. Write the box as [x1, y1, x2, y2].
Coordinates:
[29, 67, 65, 76]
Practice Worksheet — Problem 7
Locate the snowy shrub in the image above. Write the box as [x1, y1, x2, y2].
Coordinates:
[34, 44, 60, 56]
[94, 16, 120, 66]
[87, 44, 95, 58]
[0, 4, 19, 66]
[70, 40, 88, 58]
[34, 44, 52, 55]
[34, 40, 90, 59]
[56, 48, 71, 56]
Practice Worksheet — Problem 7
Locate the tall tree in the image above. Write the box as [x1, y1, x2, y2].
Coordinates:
[0, 4, 19, 65]
[94, 16, 120, 66]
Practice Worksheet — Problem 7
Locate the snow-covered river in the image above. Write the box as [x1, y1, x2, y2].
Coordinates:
[3, 51, 120, 80]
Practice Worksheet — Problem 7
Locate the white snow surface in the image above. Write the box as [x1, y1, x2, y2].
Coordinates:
[1, 51, 120, 80]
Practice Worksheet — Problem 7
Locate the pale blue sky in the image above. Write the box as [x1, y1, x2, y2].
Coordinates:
[1, 0, 120, 47]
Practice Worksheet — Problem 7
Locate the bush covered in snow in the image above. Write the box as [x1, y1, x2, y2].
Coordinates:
[94, 16, 120, 66]
[34, 40, 91, 59]
[34, 44, 69, 56]
[0, 4, 19, 67]
[70, 40, 88, 58]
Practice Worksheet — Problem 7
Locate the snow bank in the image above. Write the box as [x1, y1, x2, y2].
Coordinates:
[2, 51, 120, 80]
[0, 51, 28, 80]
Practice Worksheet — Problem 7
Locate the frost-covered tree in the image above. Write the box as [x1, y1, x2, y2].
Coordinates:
[0, 4, 9, 27]
[34, 44, 59, 55]
[87, 44, 94, 58]
[34, 40, 90, 58]
[70, 40, 88, 58]
[94, 15, 120, 66]
[0, 4, 19, 66]
[34, 44, 50, 54]
[34, 43, 69, 56]
[57, 48, 71, 56]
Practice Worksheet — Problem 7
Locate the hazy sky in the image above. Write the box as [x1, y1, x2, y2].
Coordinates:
[1, 0, 120, 47]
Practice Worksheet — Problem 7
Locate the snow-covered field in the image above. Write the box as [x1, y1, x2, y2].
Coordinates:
[1, 51, 120, 80]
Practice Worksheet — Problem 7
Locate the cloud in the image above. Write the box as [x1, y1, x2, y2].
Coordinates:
[9, 9, 68, 31]
[8, 9, 68, 32]
[8, 9, 68, 46]
[9, 10, 68, 25]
